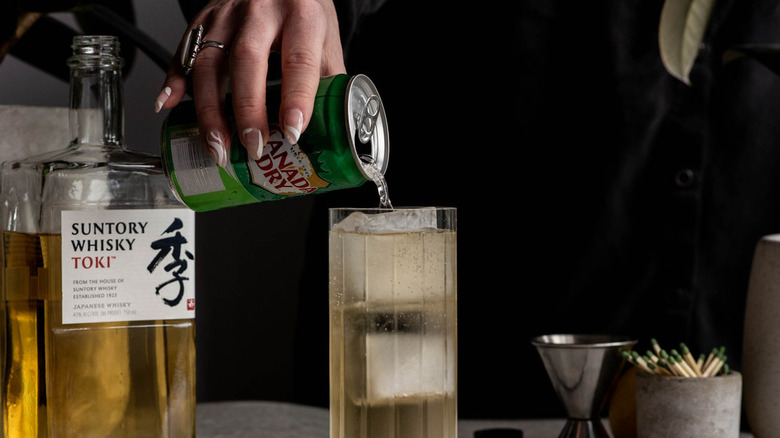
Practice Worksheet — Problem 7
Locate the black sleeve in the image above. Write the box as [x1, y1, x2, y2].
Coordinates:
[176, 0, 389, 50]
[176, 0, 208, 23]
[332, 0, 388, 50]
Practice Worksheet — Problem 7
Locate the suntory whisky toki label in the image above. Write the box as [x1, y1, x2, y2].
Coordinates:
[61, 208, 196, 324]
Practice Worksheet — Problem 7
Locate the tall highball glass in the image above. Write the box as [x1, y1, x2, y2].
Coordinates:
[329, 207, 457, 438]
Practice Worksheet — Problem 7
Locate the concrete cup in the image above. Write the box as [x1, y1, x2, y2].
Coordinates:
[635, 371, 741, 438]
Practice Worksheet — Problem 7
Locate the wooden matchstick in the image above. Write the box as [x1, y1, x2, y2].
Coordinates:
[646, 361, 661, 375]
[671, 349, 697, 377]
[659, 351, 685, 376]
[651, 338, 662, 355]
[656, 358, 676, 376]
[669, 355, 693, 377]
[703, 353, 727, 377]
[649, 360, 672, 376]
[679, 344, 703, 377]
[630, 351, 656, 374]
[646, 350, 660, 364]
[702, 347, 719, 371]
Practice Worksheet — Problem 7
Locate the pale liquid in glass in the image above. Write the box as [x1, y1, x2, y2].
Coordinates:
[3, 232, 195, 438]
[329, 228, 457, 438]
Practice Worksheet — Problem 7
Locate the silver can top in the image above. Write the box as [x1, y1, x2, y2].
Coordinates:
[346, 74, 390, 180]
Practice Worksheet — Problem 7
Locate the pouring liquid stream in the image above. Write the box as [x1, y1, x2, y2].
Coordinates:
[362, 156, 392, 209]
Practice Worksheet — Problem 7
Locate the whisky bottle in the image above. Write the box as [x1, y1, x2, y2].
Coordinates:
[1, 35, 196, 437]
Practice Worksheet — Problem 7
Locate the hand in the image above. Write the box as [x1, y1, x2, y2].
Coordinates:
[154, 0, 347, 167]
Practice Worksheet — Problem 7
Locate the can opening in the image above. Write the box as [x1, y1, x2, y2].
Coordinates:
[346, 74, 389, 180]
[354, 131, 374, 165]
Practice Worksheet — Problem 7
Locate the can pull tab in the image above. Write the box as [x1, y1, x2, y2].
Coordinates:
[356, 94, 381, 144]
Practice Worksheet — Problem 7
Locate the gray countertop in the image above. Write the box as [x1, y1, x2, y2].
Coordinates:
[196, 401, 755, 437]
[196, 401, 562, 437]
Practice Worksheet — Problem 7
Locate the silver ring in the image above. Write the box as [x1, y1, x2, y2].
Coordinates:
[180, 24, 229, 75]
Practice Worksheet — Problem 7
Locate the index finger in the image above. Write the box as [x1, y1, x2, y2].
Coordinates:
[154, 27, 196, 113]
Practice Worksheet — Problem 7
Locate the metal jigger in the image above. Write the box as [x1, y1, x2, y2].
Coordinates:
[532, 334, 636, 438]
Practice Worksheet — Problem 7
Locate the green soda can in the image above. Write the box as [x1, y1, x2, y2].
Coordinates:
[160, 74, 389, 212]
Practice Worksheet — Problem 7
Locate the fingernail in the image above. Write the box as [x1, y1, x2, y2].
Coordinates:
[154, 86, 171, 113]
[242, 128, 264, 160]
[207, 130, 228, 168]
[284, 109, 303, 144]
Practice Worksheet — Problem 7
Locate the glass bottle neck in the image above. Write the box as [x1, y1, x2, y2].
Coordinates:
[68, 35, 125, 149]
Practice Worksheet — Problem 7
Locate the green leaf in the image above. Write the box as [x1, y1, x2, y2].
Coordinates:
[658, 0, 717, 85]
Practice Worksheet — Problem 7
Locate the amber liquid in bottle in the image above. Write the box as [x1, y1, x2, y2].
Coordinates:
[4, 233, 195, 437]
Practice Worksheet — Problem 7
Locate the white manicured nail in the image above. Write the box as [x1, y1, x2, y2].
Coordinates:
[207, 130, 228, 168]
[242, 128, 264, 160]
[284, 109, 303, 144]
[154, 86, 171, 113]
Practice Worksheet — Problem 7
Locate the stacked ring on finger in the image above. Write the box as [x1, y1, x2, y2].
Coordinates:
[180, 24, 229, 75]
